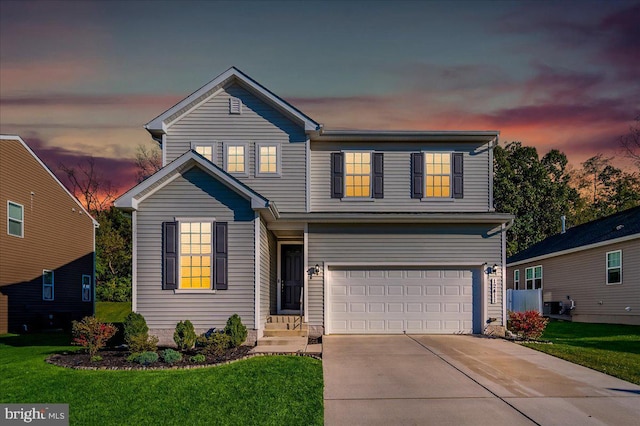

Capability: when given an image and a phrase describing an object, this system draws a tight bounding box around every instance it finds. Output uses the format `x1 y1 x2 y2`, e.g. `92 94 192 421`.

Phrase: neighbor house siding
307 223 503 328
507 238 640 325
259 217 277 330
0 138 94 331
135 167 256 331
309 141 491 212
164 83 307 212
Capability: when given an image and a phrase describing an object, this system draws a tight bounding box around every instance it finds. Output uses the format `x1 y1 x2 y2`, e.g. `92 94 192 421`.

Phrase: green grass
0 333 324 425
524 321 640 385
95 302 131 323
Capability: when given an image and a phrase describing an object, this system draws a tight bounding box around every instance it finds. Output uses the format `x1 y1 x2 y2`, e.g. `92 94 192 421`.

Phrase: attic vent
229 97 242 114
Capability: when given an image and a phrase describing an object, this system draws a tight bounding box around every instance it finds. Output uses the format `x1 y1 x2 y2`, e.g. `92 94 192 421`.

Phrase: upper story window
606 250 622 285
411 152 463 199
525 265 542 289
7 201 23 238
514 269 520 290
425 153 451 198
224 143 248 176
180 222 212 289
345 152 371 198
256 143 281 177
191 142 215 162
43 270 54 301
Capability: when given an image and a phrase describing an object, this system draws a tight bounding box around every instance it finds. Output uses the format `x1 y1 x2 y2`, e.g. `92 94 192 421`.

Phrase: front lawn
524 320 640 385
0 333 323 425
95 301 131 323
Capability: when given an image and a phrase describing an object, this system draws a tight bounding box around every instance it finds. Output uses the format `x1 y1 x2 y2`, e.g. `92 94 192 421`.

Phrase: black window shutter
372 153 384 198
215 222 228 290
452 153 464 199
411 153 424 199
162 222 178 290
331 152 344 198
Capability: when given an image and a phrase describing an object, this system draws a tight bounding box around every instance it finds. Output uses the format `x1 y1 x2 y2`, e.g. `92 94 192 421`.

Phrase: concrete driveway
323 335 640 425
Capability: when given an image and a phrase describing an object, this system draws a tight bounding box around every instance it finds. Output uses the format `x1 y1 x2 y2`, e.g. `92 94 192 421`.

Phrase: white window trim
606 250 622 285
525 265 543 290
255 142 282 177
82 274 92 302
176 218 215 291
514 269 520 290
43 269 54 301
191 141 217 163
342 150 373 200
7 200 24 238
422 151 453 200
223 142 249 177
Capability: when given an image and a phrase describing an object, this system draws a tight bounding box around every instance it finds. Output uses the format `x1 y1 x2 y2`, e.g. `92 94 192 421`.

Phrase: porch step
254 336 307 352
263 328 307 337
267 315 303 324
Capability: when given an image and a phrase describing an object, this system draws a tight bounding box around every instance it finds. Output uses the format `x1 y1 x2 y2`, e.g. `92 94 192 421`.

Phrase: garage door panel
329 268 474 334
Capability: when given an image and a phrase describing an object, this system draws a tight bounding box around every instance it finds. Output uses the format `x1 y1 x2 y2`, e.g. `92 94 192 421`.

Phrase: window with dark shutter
411 153 424 199
331 152 344 198
372 153 384 198
162 222 178 290
215 222 228 290
452 153 464 199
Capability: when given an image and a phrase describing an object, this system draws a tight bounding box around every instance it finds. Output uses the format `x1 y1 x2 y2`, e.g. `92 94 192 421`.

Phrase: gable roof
114 150 278 218
1 135 98 226
145 66 320 138
507 206 640 265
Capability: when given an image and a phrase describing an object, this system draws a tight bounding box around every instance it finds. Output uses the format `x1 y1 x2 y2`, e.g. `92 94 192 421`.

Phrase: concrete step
264 322 309 331
256 335 307 347
267 315 303 324
263 329 307 337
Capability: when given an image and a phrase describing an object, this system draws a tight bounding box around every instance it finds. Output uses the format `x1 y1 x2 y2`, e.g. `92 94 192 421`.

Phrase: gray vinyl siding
259 217 277 329
310 141 491 212
307 223 503 327
507 238 640 325
164 83 307 212
136 167 256 330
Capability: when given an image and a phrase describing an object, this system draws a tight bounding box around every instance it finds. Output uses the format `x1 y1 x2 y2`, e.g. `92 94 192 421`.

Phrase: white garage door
328 268 474 334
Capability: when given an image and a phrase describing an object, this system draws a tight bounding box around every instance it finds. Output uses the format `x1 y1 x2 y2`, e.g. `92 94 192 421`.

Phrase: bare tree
620 115 640 169
59 157 118 212
135 143 162 182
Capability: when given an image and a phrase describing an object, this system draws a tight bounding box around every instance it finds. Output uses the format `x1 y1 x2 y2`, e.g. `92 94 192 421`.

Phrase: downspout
501 218 514 331
92 221 98 316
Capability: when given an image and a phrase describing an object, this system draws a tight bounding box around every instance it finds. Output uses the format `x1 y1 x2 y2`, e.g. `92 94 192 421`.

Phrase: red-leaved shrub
507 310 549 340
72 316 117 357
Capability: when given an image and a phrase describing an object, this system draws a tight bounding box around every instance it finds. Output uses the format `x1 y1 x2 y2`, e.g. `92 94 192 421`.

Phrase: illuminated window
225 143 247 174
8 201 23 237
606 250 622 285
43 270 54 301
180 222 212 289
256 143 280 177
425 153 451 198
192 144 214 162
345 152 371 197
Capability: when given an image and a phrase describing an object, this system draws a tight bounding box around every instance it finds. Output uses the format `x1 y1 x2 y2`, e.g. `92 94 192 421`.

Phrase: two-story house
115 67 513 344
1 135 97 333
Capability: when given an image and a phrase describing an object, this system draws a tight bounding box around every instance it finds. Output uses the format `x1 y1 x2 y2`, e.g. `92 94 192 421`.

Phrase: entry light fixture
308 264 320 279
484 263 499 274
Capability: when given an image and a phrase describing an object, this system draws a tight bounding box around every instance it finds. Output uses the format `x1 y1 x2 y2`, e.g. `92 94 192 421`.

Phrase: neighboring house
0 135 97 333
114 67 513 344
507 206 640 325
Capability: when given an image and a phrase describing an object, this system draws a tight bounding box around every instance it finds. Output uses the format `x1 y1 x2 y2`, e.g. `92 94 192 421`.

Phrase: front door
281 245 303 311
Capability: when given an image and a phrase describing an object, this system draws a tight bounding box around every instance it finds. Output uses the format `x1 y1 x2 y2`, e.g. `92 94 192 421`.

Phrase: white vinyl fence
507 289 542 314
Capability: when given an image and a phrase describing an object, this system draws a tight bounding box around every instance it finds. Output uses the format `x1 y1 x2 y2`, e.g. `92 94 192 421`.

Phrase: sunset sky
1 0 639 194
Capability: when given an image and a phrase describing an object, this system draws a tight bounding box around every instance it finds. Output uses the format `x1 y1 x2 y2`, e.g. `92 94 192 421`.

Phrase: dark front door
282 245 303 311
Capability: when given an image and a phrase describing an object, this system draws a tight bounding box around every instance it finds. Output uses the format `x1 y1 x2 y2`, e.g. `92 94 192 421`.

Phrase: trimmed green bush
161 348 183 364
224 314 247 347
190 354 206 363
127 333 158 353
131 351 159 365
173 320 197 351
197 332 231 357
123 312 158 353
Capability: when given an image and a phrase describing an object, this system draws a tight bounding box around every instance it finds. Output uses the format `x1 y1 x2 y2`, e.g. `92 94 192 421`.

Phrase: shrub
130 351 159 365
224 314 247 347
190 354 206 364
197 331 231 357
508 310 549 340
90 355 103 362
123 312 148 344
128 333 159 353
161 348 183 364
71 316 117 357
173 320 197 351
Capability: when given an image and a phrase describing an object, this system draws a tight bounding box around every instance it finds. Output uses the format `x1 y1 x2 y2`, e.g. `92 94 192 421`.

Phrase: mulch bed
47 346 254 370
